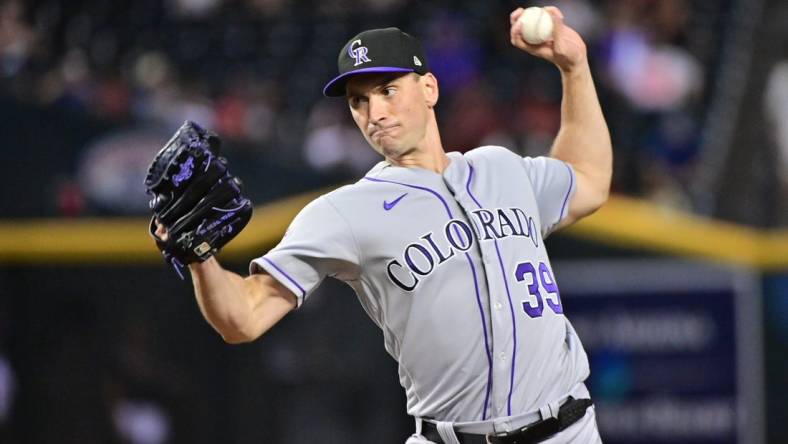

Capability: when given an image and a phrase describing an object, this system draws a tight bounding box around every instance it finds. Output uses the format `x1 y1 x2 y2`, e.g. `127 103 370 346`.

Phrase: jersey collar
363 151 472 197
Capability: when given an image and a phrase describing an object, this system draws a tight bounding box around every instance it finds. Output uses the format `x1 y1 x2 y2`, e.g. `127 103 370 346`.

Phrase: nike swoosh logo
383 193 408 211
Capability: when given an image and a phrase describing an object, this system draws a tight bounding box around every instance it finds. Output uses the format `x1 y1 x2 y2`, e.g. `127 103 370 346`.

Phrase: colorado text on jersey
386 207 539 291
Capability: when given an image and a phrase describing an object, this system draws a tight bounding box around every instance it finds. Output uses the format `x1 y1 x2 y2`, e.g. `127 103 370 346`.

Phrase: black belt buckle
487 416 560 444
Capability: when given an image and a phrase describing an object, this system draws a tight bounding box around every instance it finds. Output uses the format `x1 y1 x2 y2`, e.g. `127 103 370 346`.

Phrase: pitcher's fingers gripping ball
517 6 554 45
510 6 586 73
144 121 253 278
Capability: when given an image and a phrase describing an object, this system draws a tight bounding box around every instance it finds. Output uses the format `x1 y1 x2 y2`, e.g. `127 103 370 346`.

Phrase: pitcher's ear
421 73 439 107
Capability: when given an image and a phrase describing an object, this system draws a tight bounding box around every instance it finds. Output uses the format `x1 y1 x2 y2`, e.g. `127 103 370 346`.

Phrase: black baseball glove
145 121 252 278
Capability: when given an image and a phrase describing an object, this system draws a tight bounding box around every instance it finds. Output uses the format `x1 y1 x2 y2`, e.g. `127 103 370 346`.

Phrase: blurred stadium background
0 0 786 443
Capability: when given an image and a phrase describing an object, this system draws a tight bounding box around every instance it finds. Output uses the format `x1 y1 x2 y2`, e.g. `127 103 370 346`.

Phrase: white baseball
517 7 554 45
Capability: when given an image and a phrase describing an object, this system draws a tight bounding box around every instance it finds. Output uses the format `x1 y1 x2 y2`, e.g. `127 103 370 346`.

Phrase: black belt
422 397 593 444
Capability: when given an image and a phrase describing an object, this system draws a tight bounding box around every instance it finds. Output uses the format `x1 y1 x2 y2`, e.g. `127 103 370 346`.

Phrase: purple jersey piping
465 165 518 416
558 162 574 222
261 257 306 298
363 175 493 420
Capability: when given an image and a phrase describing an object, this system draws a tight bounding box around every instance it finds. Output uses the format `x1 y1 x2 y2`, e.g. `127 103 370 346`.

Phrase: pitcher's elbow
599 184 611 206
213 320 257 344
595 167 612 207
220 330 254 344
584 184 610 216
594 186 610 212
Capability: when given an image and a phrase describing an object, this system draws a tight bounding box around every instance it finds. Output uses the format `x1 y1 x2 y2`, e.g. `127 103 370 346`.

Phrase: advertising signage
555 259 763 444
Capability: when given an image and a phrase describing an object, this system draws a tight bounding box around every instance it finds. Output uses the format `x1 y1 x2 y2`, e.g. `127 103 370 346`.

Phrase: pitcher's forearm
551 62 612 191
189 257 254 343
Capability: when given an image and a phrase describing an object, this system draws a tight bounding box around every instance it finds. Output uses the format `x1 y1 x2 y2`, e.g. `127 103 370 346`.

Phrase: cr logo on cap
348 39 372 66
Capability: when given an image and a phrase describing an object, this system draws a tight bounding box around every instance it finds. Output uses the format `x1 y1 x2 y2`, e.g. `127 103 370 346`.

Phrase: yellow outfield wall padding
0 190 786 269
0 189 326 264
564 196 788 270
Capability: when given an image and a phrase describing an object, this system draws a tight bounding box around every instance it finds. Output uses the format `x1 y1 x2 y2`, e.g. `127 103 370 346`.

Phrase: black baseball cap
323 27 430 97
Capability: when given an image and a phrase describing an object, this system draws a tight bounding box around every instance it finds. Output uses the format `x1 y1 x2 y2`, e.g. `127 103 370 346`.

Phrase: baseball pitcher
147 6 612 443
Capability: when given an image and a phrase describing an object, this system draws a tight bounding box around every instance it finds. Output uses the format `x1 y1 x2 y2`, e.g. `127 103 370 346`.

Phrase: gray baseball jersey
250 145 590 422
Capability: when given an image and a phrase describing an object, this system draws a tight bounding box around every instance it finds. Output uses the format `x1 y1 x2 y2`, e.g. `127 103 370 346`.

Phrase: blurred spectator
602 1 702 112
764 59 788 223
764 61 788 191
213 74 279 145
147 79 216 132
598 0 703 208
49 48 93 112
131 52 172 94
641 110 699 210
303 100 378 175
605 38 701 112
0 0 35 79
